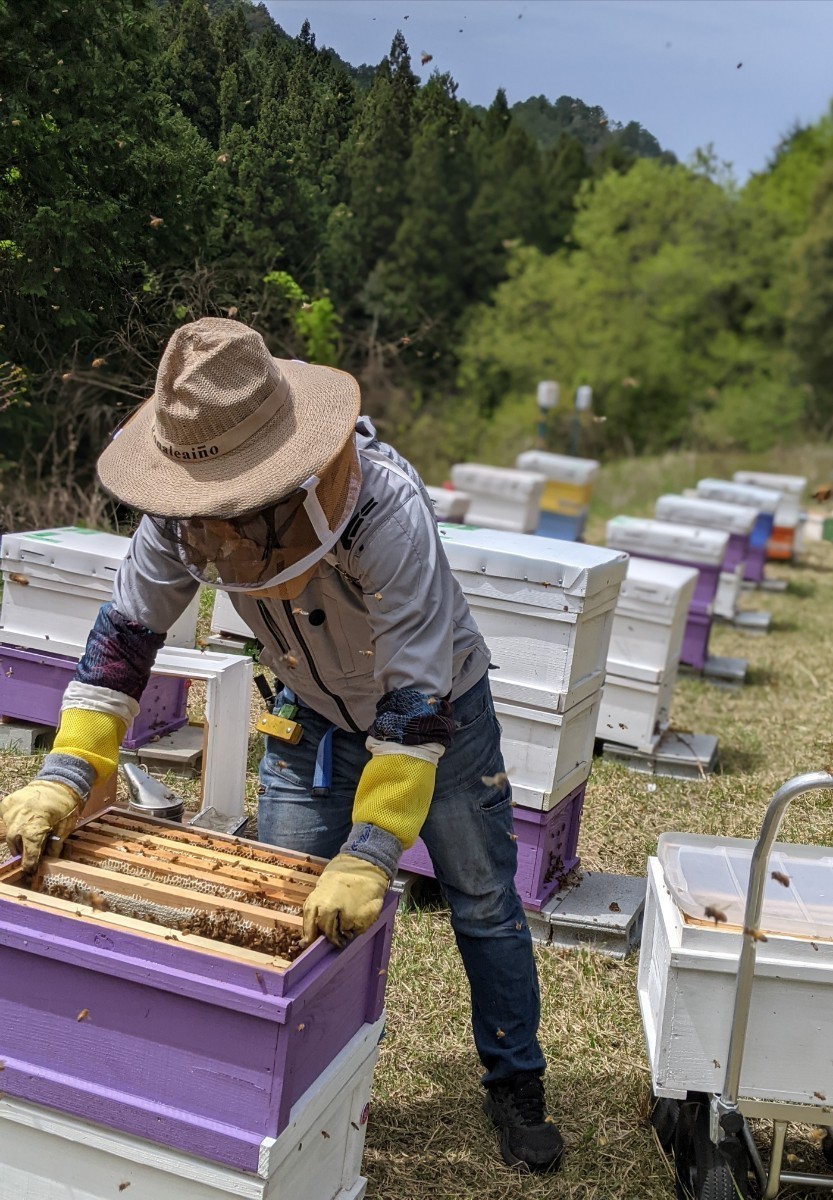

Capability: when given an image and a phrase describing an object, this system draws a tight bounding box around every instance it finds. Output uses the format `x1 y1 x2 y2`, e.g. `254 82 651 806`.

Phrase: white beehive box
606 517 728 568
606 557 698 683
640 853 833 1106
654 495 757 537
494 691 600 810
0 528 199 654
0 1013 384 1200
449 464 545 533
713 567 745 621
597 674 671 753
439 525 628 712
515 451 599 486
733 470 806 528
424 485 471 523
211 588 256 643
695 479 780 517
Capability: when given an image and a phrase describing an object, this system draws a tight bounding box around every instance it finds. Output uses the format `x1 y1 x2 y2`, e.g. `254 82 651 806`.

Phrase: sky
265 0 833 179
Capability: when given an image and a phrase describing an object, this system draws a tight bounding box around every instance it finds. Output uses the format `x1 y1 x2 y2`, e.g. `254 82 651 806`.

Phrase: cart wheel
673 1096 748 1200
649 1093 681 1153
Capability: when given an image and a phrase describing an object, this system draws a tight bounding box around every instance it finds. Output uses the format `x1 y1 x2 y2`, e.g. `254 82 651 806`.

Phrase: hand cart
639 771 833 1197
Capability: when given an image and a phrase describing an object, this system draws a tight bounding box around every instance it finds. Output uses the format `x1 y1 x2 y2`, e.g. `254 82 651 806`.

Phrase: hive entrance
0 810 326 969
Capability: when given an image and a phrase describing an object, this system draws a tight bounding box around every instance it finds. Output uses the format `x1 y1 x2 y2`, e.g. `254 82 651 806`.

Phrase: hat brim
96 359 362 518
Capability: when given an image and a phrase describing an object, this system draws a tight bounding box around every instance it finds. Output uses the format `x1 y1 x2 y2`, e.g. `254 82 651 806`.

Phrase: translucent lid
658 832 833 940
655 495 757 536
515 450 599 484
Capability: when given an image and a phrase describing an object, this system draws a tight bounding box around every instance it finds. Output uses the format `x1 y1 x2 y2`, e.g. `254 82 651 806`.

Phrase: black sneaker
483 1072 564 1173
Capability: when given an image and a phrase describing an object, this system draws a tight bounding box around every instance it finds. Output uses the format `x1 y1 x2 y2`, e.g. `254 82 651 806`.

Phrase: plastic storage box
400 782 585 910
439 524 627 713
0 1013 385 1200
0 643 188 749
639 851 833 1104
449 464 546 534
0 527 199 657
695 480 780 582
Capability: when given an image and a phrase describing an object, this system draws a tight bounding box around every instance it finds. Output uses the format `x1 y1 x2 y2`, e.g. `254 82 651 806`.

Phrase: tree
787 161 833 429
159 0 221 144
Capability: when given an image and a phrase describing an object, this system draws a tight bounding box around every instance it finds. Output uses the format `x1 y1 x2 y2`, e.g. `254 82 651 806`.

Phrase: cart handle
718 771 833 1122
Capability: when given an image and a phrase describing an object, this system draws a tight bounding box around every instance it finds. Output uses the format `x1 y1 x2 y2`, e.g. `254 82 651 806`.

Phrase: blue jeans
258 672 545 1085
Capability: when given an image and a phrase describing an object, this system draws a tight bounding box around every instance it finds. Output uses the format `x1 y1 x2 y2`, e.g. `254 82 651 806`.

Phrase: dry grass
2 451 833 1197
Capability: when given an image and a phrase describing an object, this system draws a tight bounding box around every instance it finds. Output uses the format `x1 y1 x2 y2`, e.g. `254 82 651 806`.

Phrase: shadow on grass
717 744 766 775
743 665 780 688
786 576 818 597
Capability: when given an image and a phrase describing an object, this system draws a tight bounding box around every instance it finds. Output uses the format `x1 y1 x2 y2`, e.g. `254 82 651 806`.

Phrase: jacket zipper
255 598 361 733
256 600 289 654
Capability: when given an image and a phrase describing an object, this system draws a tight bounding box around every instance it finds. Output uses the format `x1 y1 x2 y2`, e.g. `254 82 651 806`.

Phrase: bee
76 1009 90 1022
374 592 383 601
772 870 790 888
91 357 106 368
482 772 508 789
496 1028 505 1039
149 215 164 228
420 52 433 65
743 926 768 943
216 153 228 164
704 905 727 925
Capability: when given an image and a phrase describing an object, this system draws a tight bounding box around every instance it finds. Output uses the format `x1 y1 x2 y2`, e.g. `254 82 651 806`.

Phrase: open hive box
0 809 396 1174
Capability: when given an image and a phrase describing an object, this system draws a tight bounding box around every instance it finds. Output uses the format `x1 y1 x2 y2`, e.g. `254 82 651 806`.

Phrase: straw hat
97 318 361 518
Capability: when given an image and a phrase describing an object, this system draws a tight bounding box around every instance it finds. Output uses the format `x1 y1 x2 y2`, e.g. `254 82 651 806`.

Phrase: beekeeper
0 319 563 1174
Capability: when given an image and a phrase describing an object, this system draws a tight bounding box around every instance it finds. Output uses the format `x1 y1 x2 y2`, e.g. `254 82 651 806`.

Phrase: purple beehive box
680 610 712 672
400 783 585 910
0 644 188 749
0 814 397 1174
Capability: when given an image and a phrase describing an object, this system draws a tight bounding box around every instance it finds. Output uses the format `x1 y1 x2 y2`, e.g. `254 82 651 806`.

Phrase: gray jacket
112 419 490 733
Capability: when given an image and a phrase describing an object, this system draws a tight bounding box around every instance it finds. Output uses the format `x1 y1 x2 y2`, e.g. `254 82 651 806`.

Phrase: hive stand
700 653 748 687
601 729 719 780
526 871 646 959
725 609 772 634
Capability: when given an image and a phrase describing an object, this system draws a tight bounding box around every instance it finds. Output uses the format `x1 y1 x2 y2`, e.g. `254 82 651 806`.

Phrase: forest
2 0 833 526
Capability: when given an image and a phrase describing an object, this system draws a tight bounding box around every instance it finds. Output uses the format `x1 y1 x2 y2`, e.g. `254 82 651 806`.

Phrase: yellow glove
1 781 81 872
352 753 436 849
302 855 389 948
53 707 126 782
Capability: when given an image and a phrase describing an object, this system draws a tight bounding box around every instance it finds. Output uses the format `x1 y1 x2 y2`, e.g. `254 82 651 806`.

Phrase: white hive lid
438 523 627 596
450 463 546 499
515 451 599 485
606 516 728 565
695 479 780 515
617 555 699 608
1 526 129 579
733 470 807 496
655 494 757 536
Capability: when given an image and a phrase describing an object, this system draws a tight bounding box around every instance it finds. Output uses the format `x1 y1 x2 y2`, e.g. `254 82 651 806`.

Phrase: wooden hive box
0 809 396 1174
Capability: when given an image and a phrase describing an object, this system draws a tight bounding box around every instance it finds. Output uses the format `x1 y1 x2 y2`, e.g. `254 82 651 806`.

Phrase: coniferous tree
159 0 221 144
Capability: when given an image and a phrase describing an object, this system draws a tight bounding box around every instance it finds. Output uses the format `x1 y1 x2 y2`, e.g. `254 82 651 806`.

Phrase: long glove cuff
340 822 403 881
